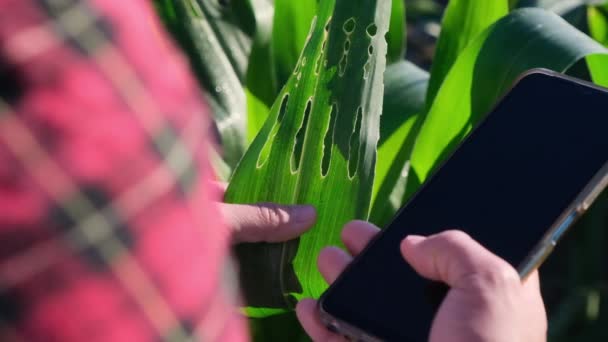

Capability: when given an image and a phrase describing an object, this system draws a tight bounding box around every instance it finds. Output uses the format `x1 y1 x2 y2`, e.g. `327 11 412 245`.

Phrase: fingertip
295 299 318 339
293 205 317 225
296 298 316 319
341 221 380 255
342 220 371 232
400 235 426 255
296 298 342 342
317 246 348 267
263 204 317 242
281 205 317 239
341 220 379 238
318 246 338 264
318 247 352 284
403 234 426 245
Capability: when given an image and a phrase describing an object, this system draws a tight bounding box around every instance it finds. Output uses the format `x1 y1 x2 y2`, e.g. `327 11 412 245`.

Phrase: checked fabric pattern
0 0 248 340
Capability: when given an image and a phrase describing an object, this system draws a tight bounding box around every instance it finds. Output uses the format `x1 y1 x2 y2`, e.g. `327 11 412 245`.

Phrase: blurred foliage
155 0 257 170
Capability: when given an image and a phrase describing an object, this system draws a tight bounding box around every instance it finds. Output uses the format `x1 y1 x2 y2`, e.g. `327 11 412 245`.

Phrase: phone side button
550 211 578 244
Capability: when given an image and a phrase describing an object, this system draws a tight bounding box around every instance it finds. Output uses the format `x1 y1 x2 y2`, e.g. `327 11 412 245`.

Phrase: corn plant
157 0 608 339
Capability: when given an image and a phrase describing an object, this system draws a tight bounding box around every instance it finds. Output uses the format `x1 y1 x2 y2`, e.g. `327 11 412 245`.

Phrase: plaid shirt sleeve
0 0 248 341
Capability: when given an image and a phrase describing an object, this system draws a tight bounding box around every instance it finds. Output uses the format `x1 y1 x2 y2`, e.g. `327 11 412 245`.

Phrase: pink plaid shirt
0 0 248 340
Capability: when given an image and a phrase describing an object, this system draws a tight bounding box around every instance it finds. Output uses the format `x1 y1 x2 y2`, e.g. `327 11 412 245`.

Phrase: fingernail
294 205 317 224
404 235 425 245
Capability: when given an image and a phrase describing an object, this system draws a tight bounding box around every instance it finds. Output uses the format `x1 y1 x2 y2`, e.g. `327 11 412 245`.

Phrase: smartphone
318 69 608 341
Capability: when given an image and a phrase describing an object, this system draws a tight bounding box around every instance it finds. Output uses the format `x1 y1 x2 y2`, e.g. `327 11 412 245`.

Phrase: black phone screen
320 71 608 341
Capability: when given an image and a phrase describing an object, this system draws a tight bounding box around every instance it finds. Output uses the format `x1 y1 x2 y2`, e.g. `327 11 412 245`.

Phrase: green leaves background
156 0 608 340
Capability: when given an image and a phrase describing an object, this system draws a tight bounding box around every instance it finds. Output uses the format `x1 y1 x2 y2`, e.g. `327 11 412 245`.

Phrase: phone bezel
317 68 608 341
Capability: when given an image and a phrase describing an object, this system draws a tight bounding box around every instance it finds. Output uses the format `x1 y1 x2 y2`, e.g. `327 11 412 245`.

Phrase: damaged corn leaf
225 0 390 317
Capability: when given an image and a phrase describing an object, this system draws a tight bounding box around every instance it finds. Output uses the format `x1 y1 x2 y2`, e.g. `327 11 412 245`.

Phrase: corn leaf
246 0 318 107
587 4 608 86
246 0 277 106
272 0 318 93
156 0 258 168
589 4 608 45
407 8 608 197
426 0 509 106
387 0 407 63
517 0 600 28
370 61 428 227
225 0 390 317
246 89 271 144
518 0 601 14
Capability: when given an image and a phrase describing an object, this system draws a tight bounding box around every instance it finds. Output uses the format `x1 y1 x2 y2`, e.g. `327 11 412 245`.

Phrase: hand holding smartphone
296 223 547 342
300 70 608 341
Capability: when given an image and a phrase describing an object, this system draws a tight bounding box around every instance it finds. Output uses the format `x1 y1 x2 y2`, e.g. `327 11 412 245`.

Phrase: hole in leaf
294 61 301 74
363 61 371 79
298 17 317 69
344 39 351 52
325 17 332 32
339 54 347 76
368 45 374 55
366 23 377 37
277 93 289 122
257 133 274 168
305 16 318 44
257 94 290 168
343 18 356 34
321 104 338 177
291 99 312 173
348 107 363 178
315 52 324 75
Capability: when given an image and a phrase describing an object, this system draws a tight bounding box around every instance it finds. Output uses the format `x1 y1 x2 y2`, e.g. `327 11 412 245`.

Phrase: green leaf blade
272 0 318 91
246 89 270 144
588 4 608 45
245 0 277 106
386 0 407 63
587 5 608 87
370 61 429 226
426 0 510 105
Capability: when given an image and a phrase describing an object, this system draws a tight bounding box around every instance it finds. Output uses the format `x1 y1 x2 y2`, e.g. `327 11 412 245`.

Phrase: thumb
400 230 519 288
220 203 317 243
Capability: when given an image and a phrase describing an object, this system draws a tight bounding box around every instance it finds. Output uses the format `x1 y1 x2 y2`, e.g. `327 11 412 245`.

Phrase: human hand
296 221 547 342
215 182 317 243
